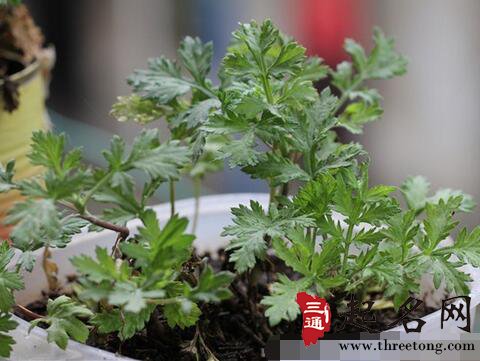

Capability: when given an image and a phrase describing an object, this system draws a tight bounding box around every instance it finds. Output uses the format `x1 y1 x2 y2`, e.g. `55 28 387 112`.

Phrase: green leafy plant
0 18 478 360
259 167 476 325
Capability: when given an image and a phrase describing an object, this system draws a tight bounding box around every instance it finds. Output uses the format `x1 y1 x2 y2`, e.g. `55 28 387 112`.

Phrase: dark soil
18 249 438 361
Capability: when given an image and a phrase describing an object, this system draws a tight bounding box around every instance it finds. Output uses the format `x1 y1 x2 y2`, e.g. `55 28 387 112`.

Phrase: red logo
296 292 331 346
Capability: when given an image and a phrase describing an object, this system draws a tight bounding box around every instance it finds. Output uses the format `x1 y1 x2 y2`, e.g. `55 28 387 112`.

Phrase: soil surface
18 249 438 361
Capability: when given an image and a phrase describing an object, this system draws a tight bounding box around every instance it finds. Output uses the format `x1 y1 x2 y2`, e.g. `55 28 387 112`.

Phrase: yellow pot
0 59 51 235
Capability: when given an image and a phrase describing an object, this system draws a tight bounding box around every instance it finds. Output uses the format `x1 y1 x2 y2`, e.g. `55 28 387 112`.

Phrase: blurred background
23 0 480 227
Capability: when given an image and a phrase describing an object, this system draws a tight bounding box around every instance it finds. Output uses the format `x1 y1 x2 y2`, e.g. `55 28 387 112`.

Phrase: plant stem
269 183 276 205
147 297 182 306
333 74 365 115
42 246 58 292
110 232 126 258
261 74 274 104
58 200 130 238
80 212 129 238
341 223 355 274
81 171 112 208
169 178 175 217
192 177 201 233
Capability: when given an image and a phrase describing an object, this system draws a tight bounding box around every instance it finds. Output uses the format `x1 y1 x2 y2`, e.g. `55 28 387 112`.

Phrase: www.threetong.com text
339 339 474 355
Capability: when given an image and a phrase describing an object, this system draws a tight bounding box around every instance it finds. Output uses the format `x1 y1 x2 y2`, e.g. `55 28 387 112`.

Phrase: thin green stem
261 74 274 104
169 178 175 217
147 297 182 306
269 183 276 205
81 171 112 209
190 83 217 99
333 73 365 114
341 223 355 274
192 177 201 233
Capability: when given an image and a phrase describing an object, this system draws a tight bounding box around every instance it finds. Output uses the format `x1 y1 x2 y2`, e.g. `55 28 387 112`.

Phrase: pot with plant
0 0 54 239
1 19 479 361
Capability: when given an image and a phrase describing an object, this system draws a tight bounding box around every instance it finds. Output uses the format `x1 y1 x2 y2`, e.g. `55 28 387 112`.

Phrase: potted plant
0 0 54 239
1 19 479 360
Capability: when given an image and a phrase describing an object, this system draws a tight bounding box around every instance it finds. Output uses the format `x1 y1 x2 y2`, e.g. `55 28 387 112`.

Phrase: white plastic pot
7 193 480 360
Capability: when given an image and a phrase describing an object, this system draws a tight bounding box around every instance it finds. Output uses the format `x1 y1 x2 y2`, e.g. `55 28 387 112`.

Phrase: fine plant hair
0 19 478 357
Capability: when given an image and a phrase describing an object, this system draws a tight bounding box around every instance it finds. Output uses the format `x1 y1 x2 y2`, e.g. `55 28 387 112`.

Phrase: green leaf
164 300 201 329
108 282 164 313
178 36 213 84
429 188 475 213
224 201 314 272
445 227 480 267
177 99 220 130
297 56 329 82
218 130 260 168
133 211 195 272
28 131 65 170
293 174 336 221
401 176 430 212
261 275 311 326
128 57 192 103
0 313 17 358
105 129 191 181
344 39 368 72
382 210 419 246
272 235 309 275
0 160 15 193
0 243 24 312
17 251 35 272
428 256 471 295
242 152 310 186
90 306 154 341
422 198 460 250
71 247 127 283
365 28 408 80
190 266 234 303
129 140 191 180
338 100 383 134
360 258 403 288
29 296 93 350
7 199 60 251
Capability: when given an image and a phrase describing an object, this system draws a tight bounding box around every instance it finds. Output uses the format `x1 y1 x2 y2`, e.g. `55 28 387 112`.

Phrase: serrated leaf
90 306 154 341
401 176 430 212
29 296 93 350
7 199 61 251
0 160 15 193
0 243 24 312
128 57 192 103
366 28 408 79
261 275 311 326
164 300 201 329
17 251 35 272
178 99 220 130
218 130 260 168
71 247 125 283
429 188 475 213
190 266 234 303
422 199 459 250
338 100 383 134
445 227 480 267
428 256 471 295
242 152 310 186
178 36 213 83
130 140 191 180
0 313 17 358
224 201 314 272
